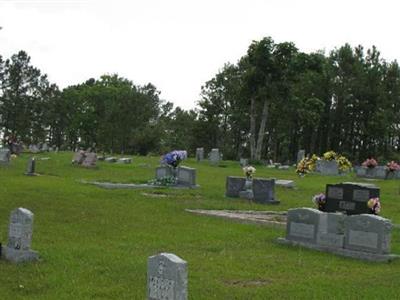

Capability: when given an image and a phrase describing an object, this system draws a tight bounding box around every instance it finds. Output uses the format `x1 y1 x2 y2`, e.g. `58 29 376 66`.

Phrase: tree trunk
255 99 269 160
249 97 256 160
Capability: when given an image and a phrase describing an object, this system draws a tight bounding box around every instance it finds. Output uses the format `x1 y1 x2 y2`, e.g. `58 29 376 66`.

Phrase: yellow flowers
296 151 352 175
323 151 337 161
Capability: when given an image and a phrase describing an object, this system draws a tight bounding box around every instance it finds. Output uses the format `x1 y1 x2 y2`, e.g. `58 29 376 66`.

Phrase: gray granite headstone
82 152 97 168
0 148 11 164
252 178 279 204
286 208 321 244
344 214 392 254
316 213 345 248
225 176 246 197
147 253 188 300
25 157 36 176
1 208 39 263
209 148 220 165
317 160 339 175
297 150 305 163
72 151 86 164
177 166 196 186
195 148 204 162
156 166 174 179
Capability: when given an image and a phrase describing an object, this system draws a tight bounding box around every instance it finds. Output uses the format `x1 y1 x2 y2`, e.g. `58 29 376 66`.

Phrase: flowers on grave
362 158 378 168
336 155 352 172
323 151 337 161
367 197 381 215
312 193 326 211
161 150 187 168
148 176 178 186
242 165 256 179
386 161 400 172
296 154 319 176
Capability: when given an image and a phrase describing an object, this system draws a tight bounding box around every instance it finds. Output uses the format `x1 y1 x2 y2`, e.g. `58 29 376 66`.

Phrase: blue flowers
161 150 187 168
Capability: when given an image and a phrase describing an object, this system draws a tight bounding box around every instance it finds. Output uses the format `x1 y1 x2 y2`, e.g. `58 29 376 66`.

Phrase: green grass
0 152 399 299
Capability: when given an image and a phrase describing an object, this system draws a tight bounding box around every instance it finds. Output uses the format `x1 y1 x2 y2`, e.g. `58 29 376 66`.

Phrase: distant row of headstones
195 148 222 165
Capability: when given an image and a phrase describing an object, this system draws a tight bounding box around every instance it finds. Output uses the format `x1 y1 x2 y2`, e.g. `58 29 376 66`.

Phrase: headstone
117 158 132 164
41 143 49 152
1 208 39 263
316 160 339 175
0 148 11 164
104 157 117 163
239 158 249 167
286 208 321 244
209 148 220 165
177 166 196 186
147 253 188 300
297 149 305 163
344 214 392 254
252 178 279 204
72 151 86 164
324 182 379 215
29 144 40 153
316 212 345 248
156 166 174 179
82 152 97 168
225 176 246 197
374 166 387 179
195 148 204 162
25 157 36 176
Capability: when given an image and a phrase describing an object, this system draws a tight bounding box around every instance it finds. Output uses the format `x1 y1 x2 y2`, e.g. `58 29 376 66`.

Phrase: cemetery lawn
1 152 400 300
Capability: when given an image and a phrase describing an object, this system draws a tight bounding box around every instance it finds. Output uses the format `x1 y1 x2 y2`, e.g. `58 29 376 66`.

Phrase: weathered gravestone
286 208 321 244
252 178 279 204
82 152 97 168
1 208 39 263
324 182 379 215
316 160 339 175
225 176 246 197
147 253 188 300
177 166 196 187
72 151 86 164
156 166 174 180
297 149 305 163
344 214 392 254
195 148 204 162
0 148 11 164
25 157 36 176
209 148 221 165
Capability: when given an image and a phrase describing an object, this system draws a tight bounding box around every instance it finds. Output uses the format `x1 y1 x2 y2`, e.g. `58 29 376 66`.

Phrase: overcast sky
0 0 399 109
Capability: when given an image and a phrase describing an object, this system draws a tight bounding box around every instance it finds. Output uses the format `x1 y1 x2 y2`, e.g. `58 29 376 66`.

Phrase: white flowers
243 166 256 178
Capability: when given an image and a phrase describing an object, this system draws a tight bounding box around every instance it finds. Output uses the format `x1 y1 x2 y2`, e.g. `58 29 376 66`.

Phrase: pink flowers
362 158 378 168
386 161 400 172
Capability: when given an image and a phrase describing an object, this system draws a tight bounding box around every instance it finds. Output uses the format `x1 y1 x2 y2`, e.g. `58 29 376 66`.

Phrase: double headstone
156 166 174 179
356 166 398 180
147 253 188 300
195 148 204 162
0 148 11 164
1 208 39 263
209 148 221 166
324 182 379 215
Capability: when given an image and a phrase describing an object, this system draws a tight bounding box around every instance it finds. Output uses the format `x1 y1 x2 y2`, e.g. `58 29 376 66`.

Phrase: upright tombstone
0 148 11 164
195 148 204 162
225 176 246 197
156 166 174 180
344 214 392 254
209 148 220 166
82 152 97 168
25 157 36 176
252 178 279 204
297 149 305 163
1 208 39 263
286 208 321 244
147 253 188 300
72 151 86 165
324 182 379 215
177 166 196 187
316 160 339 175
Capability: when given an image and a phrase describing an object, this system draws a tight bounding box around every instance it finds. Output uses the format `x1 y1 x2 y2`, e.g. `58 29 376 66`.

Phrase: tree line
0 37 399 162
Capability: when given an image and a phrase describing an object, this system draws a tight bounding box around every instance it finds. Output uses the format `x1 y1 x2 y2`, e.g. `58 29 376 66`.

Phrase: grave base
1 246 39 263
277 237 399 262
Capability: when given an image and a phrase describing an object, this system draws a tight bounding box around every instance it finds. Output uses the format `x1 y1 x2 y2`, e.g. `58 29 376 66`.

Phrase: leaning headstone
177 166 196 187
316 160 339 175
82 152 97 168
1 208 39 263
344 214 392 254
72 151 86 164
324 182 379 215
147 253 188 300
156 166 174 180
25 157 36 176
225 176 246 197
0 148 11 164
297 149 305 163
286 208 321 244
252 178 279 204
209 148 220 165
195 148 204 162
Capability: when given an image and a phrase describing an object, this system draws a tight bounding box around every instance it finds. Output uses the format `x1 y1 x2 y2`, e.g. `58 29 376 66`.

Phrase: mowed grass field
0 152 399 299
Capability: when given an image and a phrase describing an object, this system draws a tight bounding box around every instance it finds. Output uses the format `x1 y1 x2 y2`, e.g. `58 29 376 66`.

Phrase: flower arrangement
367 197 381 215
336 155 352 172
296 155 319 176
148 176 178 186
243 165 256 179
161 150 187 168
386 161 400 172
323 151 337 161
312 193 326 211
362 158 378 168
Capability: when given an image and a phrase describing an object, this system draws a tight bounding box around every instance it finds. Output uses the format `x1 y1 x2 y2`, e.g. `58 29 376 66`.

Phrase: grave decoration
149 150 188 186
296 151 351 176
356 158 400 179
278 207 398 262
